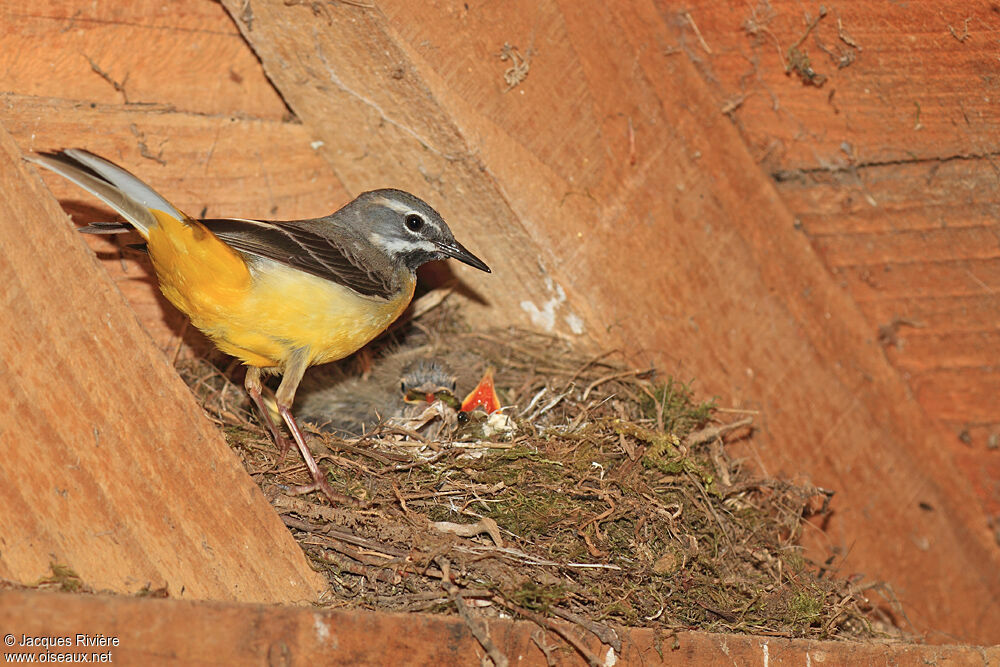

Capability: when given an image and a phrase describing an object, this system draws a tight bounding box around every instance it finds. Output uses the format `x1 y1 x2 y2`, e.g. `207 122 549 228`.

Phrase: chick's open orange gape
28 149 490 504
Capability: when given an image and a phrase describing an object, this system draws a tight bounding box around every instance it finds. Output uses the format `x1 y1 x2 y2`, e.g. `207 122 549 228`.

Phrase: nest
178 304 899 663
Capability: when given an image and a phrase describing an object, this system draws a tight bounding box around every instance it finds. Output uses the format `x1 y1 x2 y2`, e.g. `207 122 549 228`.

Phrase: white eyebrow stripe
372 196 415 215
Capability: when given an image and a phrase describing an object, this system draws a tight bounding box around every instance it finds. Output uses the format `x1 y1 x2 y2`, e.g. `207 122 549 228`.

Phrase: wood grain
0 0 288 119
1 589 997 666
657 1 1000 516
777 158 1000 513
0 121 324 603
661 0 1000 170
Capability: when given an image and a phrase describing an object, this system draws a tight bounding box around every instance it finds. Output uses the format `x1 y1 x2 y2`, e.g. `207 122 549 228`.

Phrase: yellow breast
144 210 415 370
225 258 415 368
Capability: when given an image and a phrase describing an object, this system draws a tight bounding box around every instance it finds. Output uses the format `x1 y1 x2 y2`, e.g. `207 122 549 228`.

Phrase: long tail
25 149 186 239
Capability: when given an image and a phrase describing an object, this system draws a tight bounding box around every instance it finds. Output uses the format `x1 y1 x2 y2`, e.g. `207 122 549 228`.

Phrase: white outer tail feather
25 149 185 238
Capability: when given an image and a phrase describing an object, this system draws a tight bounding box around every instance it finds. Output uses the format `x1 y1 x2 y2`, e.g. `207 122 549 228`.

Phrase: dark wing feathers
77 222 134 234
201 218 394 299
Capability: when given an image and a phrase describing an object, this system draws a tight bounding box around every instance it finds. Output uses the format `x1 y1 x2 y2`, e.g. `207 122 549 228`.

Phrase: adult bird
28 149 490 504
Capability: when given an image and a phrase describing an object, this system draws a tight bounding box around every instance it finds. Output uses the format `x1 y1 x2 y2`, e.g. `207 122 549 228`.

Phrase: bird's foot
274 433 294 463
290 475 362 507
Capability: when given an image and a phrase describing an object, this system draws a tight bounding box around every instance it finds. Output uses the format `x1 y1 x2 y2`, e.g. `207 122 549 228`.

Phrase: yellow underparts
144 209 415 370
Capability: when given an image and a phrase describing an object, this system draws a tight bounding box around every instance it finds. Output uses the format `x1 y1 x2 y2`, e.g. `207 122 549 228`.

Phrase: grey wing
202 218 394 299
297 366 394 437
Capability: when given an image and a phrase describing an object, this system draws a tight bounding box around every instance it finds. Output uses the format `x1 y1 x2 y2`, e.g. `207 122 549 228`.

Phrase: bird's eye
449 380 457 392
400 380 406 393
404 213 424 232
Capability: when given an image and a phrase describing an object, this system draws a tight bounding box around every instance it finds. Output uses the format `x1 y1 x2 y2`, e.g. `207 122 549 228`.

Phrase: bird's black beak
439 239 491 273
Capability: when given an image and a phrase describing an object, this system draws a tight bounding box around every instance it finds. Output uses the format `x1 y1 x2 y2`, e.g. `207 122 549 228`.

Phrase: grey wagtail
28 149 490 505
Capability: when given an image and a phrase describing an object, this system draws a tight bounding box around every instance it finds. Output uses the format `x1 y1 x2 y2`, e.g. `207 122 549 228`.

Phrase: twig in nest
431 518 504 548
548 607 621 654
530 629 558 667
709 440 733 488
495 597 603 667
272 492 353 522
684 416 753 447
577 493 616 538
520 387 548 417
283 516 405 559
525 384 576 421
381 423 430 443
582 369 652 401
314 436 408 464
566 398 605 433
392 449 449 472
439 558 510 667
578 529 608 558
695 598 738 622
686 471 737 554
453 595 509 667
566 350 618 385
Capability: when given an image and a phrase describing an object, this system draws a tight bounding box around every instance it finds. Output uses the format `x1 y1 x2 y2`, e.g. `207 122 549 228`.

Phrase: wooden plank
1 589 997 666
812 227 1000 266
913 369 1000 424
0 120 324 602
775 155 1000 512
686 0 1000 516
833 258 1000 300
219 0 1000 643
858 295 1000 337
0 0 288 119
884 332 1000 374
1 94 351 353
658 0 1000 171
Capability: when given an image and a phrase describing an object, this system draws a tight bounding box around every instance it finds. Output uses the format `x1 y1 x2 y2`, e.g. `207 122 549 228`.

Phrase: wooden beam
1 589 997 665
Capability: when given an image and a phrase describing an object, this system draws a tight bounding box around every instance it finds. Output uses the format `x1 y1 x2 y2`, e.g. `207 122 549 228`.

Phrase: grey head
347 189 490 273
399 358 458 403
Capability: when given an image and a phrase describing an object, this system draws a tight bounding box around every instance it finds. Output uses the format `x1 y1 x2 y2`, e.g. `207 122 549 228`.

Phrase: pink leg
244 367 294 458
274 352 360 507
277 403 360 506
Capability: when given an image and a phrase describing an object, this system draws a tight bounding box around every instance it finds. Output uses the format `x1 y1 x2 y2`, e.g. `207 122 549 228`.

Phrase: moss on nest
177 306 895 649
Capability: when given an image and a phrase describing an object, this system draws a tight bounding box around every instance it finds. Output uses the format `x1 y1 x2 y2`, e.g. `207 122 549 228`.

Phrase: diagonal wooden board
0 122 324 602
221 0 1000 642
